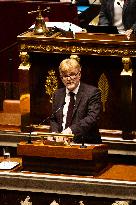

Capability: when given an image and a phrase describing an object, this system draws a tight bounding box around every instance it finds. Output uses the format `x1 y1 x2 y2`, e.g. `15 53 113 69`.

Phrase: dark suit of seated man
98 0 136 39
50 56 102 144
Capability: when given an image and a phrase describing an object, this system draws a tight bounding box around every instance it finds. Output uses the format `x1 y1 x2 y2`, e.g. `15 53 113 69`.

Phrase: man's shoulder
79 83 101 100
80 82 99 92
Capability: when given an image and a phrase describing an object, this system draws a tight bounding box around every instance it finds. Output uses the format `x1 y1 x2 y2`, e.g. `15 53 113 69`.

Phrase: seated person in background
98 0 136 39
50 56 102 144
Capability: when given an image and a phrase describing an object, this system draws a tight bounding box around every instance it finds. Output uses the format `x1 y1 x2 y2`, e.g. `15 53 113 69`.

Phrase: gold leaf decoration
98 73 109 112
45 70 58 103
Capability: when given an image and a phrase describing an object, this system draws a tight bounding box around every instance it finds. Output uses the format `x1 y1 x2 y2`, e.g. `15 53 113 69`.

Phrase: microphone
26 103 65 144
117 1 123 9
91 0 97 4
38 102 66 126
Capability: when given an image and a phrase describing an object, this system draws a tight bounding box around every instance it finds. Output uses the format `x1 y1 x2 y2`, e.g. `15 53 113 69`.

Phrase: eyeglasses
60 71 80 80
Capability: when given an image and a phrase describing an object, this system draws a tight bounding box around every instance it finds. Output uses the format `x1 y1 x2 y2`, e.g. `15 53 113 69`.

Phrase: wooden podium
17 141 108 176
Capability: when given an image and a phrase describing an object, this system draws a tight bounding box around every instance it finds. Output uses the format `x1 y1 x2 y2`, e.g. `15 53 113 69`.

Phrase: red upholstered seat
3 100 20 113
0 100 21 126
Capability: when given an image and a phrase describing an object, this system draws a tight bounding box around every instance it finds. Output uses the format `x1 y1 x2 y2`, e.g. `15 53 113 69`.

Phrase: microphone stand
26 124 34 144
80 136 87 148
25 103 66 143
38 116 50 126
38 102 66 126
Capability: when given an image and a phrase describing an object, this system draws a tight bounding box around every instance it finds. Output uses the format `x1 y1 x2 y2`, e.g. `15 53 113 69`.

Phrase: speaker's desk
17 142 108 176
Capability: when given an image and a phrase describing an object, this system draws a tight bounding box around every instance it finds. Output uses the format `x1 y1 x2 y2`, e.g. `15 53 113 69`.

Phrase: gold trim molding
20 43 136 57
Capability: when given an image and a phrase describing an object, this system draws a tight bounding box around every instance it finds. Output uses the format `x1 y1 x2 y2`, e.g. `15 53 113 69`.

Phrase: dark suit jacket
98 0 136 32
50 82 102 144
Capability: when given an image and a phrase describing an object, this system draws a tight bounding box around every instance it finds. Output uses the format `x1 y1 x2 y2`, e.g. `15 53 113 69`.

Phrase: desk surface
0 157 136 200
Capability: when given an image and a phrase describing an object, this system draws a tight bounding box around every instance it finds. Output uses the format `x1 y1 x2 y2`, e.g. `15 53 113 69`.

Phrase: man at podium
50 56 102 144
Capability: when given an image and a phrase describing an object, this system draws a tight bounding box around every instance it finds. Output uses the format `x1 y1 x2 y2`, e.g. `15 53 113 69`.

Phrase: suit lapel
58 89 66 106
108 0 114 23
123 0 129 15
72 84 84 117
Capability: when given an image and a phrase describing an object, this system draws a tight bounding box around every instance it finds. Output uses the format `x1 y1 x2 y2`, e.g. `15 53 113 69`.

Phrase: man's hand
125 29 133 40
61 127 72 135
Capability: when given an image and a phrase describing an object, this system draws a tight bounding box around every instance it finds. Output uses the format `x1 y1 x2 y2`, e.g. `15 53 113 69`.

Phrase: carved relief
112 200 130 205
18 52 31 70
121 57 133 76
20 196 32 205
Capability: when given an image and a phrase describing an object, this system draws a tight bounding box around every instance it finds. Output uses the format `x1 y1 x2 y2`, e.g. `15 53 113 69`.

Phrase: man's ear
79 71 81 79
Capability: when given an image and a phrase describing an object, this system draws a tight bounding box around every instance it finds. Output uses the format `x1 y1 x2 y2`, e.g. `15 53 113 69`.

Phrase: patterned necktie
65 92 75 129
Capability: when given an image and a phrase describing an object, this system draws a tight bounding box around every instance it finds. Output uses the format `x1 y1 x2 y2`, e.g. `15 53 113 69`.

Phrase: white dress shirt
113 0 125 34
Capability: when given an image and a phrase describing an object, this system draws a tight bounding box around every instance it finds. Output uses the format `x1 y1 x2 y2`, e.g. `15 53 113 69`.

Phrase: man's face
60 67 81 91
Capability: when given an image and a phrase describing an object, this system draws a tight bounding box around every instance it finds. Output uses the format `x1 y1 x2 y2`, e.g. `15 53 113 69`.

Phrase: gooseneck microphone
26 103 65 144
38 102 66 126
117 1 123 9
91 0 97 4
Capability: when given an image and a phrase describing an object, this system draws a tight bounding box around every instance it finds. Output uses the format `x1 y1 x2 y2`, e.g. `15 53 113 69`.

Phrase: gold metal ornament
45 70 58 103
20 196 32 205
35 11 47 34
111 201 130 205
89 15 99 26
18 52 31 70
70 54 80 62
28 6 50 35
98 73 109 112
121 57 133 76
